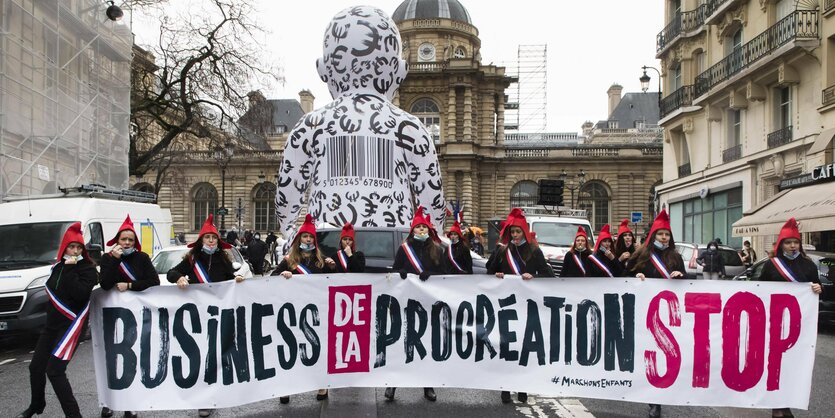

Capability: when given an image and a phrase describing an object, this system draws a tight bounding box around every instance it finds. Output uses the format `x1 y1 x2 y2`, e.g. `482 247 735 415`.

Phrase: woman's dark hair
614 232 635 258
406 234 442 265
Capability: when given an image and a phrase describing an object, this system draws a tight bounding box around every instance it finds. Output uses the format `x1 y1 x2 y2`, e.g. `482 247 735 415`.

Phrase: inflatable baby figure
275 5 446 239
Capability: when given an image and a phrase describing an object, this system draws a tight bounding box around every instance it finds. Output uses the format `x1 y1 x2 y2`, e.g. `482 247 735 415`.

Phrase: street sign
631 211 643 223
217 207 229 216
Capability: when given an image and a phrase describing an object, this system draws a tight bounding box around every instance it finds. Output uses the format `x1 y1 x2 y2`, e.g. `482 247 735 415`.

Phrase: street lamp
105 1 123 21
640 65 662 112
212 141 235 230
559 169 587 208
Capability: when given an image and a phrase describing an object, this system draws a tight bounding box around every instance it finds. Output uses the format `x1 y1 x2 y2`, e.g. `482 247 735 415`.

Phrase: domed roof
392 0 473 25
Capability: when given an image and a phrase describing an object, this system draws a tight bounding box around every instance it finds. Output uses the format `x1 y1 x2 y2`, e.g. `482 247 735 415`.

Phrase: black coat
760 254 819 283
625 247 686 279
586 249 623 277
486 243 553 277
393 239 446 275
560 250 590 278
446 241 473 274
100 251 159 291
271 254 336 275
697 249 725 274
248 239 269 261
330 249 366 273
45 260 98 331
167 250 236 284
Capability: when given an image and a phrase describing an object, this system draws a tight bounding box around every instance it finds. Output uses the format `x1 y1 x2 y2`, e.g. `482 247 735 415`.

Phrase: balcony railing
826 0 835 14
722 144 742 163
660 85 695 118
678 163 692 177
767 126 792 148
695 10 819 98
656 6 708 52
823 85 835 107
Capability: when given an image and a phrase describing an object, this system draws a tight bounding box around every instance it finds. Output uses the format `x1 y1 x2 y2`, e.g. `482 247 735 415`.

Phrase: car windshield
530 222 594 248
0 222 74 267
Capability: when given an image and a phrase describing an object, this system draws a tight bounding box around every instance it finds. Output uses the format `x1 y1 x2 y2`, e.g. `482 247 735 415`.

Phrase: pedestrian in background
740 240 757 268
471 232 485 257
559 226 591 278
17 222 97 418
446 221 473 274
331 223 365 273
697 241 725 280
98 215 159 418
265 231 278 265
247 232 269 275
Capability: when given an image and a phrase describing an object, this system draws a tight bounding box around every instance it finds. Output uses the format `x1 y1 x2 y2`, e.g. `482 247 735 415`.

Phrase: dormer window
454 46 466 58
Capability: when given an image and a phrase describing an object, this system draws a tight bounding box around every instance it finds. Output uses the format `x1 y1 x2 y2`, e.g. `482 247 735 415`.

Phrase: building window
579 182 611 231
454 46 466 58
410 98 442 143
676 187 743 248
728 109 741 146
693 50 705 75
510 180 539 208
131 182 154 194
775 86 791 129
607 121 618 129
192 183 218 231
252 182 277 232
672 63 682 91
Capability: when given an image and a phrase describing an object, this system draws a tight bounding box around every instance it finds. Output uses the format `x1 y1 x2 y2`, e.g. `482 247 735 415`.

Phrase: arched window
454 46 466 58
252 182 276 232
191 183 218 231
410 98 441 144
510 180 539 208
579 182 610 231
131 182 154 194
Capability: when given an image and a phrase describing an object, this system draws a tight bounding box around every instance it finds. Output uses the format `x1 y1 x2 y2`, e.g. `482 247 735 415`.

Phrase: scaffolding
505 44 547 133
0 0 132 200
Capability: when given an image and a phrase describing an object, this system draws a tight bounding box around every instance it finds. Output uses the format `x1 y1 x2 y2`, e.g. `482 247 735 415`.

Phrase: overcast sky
133 0 663 133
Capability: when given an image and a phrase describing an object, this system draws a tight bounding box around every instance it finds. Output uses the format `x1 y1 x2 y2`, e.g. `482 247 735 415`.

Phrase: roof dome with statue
392 0 473 25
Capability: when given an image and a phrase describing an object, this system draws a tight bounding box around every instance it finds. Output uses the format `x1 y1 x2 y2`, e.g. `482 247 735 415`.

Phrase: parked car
733 251 835 325
676 242 746 280
151 245 254 285
315 226 488 274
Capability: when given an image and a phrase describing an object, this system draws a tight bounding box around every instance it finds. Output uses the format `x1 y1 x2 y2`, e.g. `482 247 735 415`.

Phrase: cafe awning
732 181 835 237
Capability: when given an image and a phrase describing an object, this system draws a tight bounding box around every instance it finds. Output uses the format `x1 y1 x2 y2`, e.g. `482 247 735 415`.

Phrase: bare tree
129 0 281 186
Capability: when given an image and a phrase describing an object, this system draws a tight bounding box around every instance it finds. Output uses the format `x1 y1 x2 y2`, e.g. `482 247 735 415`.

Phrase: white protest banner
89 274 818 411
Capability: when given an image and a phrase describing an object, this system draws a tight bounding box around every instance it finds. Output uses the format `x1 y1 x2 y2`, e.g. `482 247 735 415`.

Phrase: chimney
607 84 623 117
299 90 315 113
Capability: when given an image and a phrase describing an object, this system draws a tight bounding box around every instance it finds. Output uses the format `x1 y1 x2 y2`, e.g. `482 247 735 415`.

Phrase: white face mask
653 240 668 250
513 238 527 246
783 250 800 260
201 245 218 255
413 233 429 242
122 247 136 256
299 243 315 252
450 237 459 244
63 254 83 262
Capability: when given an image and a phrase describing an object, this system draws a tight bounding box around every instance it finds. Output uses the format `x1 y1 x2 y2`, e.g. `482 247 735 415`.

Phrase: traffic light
537 179 564 206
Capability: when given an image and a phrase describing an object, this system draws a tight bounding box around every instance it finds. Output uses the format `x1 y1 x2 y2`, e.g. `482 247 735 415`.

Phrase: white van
518 207 596 277
0 185 173 334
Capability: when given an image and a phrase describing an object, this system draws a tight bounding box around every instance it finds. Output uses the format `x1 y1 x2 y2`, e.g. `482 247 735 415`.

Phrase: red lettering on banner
645 291 682 388
721 292 766 392
684 293 722 388
767 294 801 391
328 285 372 374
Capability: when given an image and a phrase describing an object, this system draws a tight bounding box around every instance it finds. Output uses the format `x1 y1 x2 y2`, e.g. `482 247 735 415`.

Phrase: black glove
399 269 408 280
419 272 430 281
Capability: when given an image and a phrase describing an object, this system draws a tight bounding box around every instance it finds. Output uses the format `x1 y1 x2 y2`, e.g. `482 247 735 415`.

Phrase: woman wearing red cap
386 207 444 402
166 215 243 418
614 219 636 269
759 218 821 418
17 223 97 418
446 221 473 274
559 227 592 278
271 214 335 403
99 215 158 418
586 224 622 278
486 208 552 404
329 223 365 273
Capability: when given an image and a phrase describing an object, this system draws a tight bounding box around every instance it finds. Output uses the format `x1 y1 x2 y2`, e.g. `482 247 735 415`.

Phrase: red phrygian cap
646 210 672 244
617 218 632 236
447 221 469 245
410 206 441 243
593 224 612 253
575 226 588 239
774 217 802 255
56 222 89 262
500 208 536 246
188 214 232 249
340 222 356 250
294 214 319 247
106 214 141 251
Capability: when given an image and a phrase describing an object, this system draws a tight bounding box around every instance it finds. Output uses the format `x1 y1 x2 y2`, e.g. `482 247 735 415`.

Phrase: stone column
447 88 456 142
496 93 505 144
463 87 473 142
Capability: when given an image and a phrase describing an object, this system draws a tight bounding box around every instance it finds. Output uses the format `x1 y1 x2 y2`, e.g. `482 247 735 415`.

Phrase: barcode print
326 136 394 181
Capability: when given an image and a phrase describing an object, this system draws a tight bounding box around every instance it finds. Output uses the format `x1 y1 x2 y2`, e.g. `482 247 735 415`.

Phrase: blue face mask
654 240 668 250
514 239 527 246
201 245 218 255
783 250 800 260
413 233 429 242
122 247 135 256
299 243 315 252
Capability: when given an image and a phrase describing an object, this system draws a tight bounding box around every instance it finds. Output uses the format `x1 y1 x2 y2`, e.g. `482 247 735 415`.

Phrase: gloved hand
399 269 408 280
419 272 430 282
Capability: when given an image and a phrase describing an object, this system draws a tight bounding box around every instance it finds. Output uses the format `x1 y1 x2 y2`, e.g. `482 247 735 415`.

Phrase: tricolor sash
447 245 466 273
650 252 672 279
295 264 312 275
118 260 138 282
572 253 586 276
401 243 424 274
191 256 211 283
45 285 89 361
337 250 350 272
505 247 525 275
771 257 799 282
588 254 614 277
